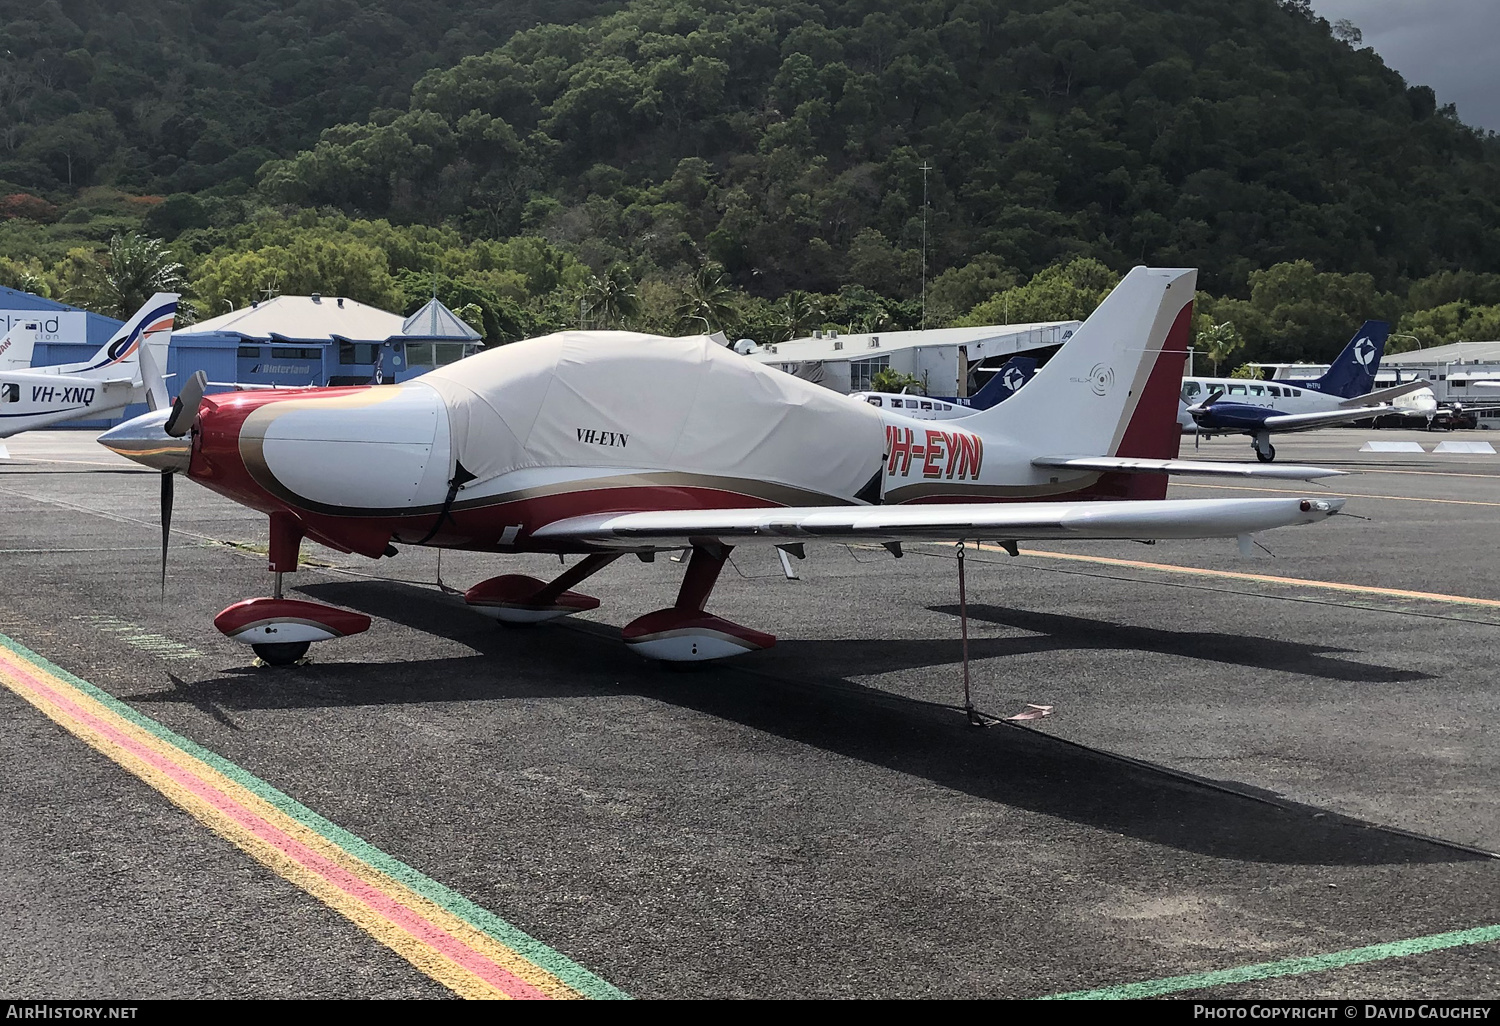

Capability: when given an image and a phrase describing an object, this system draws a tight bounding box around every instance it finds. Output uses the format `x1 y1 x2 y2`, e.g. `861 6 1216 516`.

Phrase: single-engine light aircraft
101 268 1346 665
1 294 178 437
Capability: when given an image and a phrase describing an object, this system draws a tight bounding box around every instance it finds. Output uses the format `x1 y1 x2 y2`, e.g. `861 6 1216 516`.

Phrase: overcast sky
1309 1 1500 132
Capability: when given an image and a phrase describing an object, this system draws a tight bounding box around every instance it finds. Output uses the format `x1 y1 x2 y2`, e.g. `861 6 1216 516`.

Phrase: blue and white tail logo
956 356 1037 410
1307 320 1389 399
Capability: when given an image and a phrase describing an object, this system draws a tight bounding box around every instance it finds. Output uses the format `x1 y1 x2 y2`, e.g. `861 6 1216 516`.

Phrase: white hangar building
1380 341 1500 406
746 321 1080 396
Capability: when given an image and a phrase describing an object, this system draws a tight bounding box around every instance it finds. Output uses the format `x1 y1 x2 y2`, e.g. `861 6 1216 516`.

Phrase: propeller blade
164 370 208 438
160 469 173 598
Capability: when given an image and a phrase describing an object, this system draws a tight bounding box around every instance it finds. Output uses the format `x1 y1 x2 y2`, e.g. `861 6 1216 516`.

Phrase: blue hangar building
8 289 481 427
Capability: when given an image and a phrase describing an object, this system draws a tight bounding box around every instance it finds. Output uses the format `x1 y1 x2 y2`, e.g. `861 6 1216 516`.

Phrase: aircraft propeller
1185 388 1224 426
158 370 207 595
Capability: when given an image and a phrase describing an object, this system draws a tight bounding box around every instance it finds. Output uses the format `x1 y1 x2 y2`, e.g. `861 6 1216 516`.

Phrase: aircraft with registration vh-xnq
0 294 178 440
101 268 1347 667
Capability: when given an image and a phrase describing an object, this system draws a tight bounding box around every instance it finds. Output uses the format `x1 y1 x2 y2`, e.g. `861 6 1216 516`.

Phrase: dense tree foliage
0 0 611 195
257 0 1500 299
3 0 1500 363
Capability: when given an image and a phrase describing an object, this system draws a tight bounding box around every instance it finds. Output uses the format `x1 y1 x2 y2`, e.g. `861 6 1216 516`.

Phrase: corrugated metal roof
747 321 1077 362
178 295 406 341
1384 340 1500 364
401 298 481 340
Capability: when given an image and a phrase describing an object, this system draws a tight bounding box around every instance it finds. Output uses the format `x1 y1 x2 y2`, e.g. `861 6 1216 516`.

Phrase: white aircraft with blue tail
0 294 179 441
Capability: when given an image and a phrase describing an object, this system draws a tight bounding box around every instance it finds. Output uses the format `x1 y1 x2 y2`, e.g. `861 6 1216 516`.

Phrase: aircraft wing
1337 381 1431 407
0 369 134 388
529 496 1344 549
1031 455 1346 480
1261 406 1392 431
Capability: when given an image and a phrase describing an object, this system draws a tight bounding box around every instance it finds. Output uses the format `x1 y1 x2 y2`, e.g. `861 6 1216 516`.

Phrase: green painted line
1043 923 1500 999
0 632 628 1001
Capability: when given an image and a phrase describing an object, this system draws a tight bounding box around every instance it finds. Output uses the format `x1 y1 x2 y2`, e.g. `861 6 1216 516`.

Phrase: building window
271 347 321 360
405 342 467 368
339 342 378 365
849 356 889 392
237 346 262 359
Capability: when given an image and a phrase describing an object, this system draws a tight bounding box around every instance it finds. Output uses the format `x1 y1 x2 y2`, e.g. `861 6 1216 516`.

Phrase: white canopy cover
419 331 886 502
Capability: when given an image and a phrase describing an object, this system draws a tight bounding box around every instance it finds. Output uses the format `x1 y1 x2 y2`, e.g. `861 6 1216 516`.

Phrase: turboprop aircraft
100 268 1346 666
0 294 178 437
1180 321 1428 461
851 356 1037 420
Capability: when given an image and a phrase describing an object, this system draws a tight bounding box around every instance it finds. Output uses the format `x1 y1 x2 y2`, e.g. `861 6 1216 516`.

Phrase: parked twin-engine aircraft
852 356 1037 420
0 294 178 438
1180 321 1428 461
101 268 1346 665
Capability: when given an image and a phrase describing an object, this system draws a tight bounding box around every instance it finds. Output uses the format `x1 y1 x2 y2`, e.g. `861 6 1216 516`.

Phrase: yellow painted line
1171 481 1500 508
981 545 1500 611
1354 467 1500 480
0 634 625 999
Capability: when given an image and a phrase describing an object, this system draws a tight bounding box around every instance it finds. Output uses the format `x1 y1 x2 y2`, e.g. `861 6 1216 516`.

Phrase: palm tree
585 265 642 329
675 263 737 334
777 290 821 341
1199 321 1243 376
75 232 188 319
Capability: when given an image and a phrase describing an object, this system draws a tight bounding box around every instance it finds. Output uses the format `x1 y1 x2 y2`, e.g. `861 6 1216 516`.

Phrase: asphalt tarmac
1 427 1498 999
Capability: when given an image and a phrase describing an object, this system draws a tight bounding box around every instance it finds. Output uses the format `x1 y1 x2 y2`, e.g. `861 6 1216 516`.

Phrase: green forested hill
258 0 1500 296
4 0 1500 363
0 0 613 193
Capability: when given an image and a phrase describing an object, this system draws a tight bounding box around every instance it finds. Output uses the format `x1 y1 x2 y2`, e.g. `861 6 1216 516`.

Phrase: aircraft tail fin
965 267 1194 501
0 318 40 372
964 356 1037 410
1312 320 1388 398
73 293 179 383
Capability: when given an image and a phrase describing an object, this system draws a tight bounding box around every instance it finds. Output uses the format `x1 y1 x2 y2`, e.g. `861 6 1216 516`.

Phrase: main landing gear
1252 431 1276 463
463 543 775 663
213 512 371 665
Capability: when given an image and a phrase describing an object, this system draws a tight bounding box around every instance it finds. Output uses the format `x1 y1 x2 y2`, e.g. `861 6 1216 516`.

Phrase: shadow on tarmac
135 578 1480 869
927 603 1433 684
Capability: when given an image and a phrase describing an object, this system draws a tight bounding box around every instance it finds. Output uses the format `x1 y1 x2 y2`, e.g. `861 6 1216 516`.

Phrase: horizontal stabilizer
1031 455 1346 480
530 496 1344 548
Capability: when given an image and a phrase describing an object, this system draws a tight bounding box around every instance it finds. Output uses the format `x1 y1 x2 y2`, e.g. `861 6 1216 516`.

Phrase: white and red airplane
100 268 1346 665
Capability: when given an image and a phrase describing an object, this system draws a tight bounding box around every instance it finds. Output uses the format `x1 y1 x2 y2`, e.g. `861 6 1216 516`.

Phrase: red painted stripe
6 660 551 1000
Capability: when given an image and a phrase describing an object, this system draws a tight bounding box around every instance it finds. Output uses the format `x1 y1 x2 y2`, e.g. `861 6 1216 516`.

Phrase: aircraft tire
252 641 311 666
1255 444 1276 463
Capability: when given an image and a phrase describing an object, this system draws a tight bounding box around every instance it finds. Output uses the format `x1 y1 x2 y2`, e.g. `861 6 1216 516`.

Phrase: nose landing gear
214 512 371 666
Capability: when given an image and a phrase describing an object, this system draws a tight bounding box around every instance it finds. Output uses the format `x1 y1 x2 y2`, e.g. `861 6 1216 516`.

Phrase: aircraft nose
98 408 191 472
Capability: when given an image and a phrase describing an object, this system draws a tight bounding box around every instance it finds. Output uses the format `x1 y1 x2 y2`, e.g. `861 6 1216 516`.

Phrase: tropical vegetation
2 0 1499 364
